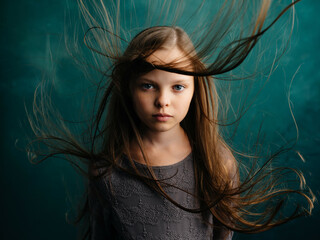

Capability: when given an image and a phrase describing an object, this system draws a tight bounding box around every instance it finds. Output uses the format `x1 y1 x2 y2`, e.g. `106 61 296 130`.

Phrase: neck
129 124 191 165
141 125 186 149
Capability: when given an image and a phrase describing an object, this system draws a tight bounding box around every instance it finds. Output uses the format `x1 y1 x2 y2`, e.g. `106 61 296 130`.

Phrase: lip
152 113 172 117
152 113 172 122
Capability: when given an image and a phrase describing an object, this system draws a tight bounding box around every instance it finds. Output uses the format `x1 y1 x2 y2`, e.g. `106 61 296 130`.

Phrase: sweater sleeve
212 221 234 240
213 144 238 240
88 177 114 240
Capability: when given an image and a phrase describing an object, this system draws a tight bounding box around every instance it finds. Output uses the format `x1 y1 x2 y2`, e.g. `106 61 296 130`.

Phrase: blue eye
173 85 185 91
141 83 154 90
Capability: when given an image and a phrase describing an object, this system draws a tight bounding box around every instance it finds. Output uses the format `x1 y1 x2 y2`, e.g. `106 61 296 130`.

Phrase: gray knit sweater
89 153 233 239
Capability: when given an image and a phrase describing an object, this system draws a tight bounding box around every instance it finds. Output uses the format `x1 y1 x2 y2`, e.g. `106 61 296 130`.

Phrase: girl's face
130 46 194 134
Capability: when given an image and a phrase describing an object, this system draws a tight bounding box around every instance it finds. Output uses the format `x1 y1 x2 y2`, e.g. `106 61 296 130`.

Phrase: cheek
177 91 194 118
132 92 152 116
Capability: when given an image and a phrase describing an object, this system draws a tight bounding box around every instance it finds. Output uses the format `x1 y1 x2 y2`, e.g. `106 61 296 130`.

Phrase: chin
148 124 174 133
152 127 171 132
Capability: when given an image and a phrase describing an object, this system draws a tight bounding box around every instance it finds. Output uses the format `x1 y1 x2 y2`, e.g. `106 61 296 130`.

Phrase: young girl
26 0 315 239
88 26 239 239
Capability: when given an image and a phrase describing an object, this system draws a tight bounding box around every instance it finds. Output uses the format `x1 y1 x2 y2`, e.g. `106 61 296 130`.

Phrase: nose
155 90 170 108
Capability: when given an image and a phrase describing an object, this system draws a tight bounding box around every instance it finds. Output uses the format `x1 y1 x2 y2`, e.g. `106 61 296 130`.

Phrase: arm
88 171 115 239
214 143 239 240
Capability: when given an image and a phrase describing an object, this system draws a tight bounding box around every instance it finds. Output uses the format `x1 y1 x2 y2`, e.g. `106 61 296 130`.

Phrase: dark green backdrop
1 0 319 239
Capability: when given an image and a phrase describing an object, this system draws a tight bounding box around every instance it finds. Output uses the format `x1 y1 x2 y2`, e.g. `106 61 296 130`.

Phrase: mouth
152 113 172 117
152 113 172 122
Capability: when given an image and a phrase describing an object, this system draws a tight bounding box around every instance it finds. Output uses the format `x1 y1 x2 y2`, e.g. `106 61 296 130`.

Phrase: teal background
1 0 319 239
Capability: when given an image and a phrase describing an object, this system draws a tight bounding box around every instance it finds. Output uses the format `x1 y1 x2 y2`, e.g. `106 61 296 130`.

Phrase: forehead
138 69 194 84
131 46 194 86
147 46 192 70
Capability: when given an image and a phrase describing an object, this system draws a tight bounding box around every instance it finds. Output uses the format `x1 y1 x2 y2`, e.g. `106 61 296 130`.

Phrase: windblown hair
25 0 315 239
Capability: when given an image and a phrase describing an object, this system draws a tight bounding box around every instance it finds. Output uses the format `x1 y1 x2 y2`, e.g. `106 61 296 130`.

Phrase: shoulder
217 142 239 186
217 142 236 170
89 160 114 194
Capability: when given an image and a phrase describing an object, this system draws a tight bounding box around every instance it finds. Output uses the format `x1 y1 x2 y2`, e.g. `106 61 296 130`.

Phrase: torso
101 153 219 239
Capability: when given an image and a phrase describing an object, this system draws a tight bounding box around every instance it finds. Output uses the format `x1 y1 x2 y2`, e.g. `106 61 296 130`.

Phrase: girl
26 0 315 239
88 26 238 239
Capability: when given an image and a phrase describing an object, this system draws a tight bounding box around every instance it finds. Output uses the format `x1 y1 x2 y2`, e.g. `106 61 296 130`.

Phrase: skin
130 45 194 166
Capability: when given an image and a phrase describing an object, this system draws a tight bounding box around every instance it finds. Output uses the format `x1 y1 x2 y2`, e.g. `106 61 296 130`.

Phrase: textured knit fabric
89 153 233 240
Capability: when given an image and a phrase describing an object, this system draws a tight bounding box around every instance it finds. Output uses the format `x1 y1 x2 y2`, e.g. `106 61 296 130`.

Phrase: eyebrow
138 77 191 84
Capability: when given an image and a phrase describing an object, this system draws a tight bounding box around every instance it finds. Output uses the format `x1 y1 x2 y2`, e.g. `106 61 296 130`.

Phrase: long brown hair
25 0 315 239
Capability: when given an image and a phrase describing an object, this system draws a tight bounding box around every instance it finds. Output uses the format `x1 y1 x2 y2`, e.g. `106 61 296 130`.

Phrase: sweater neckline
123 152 192 170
